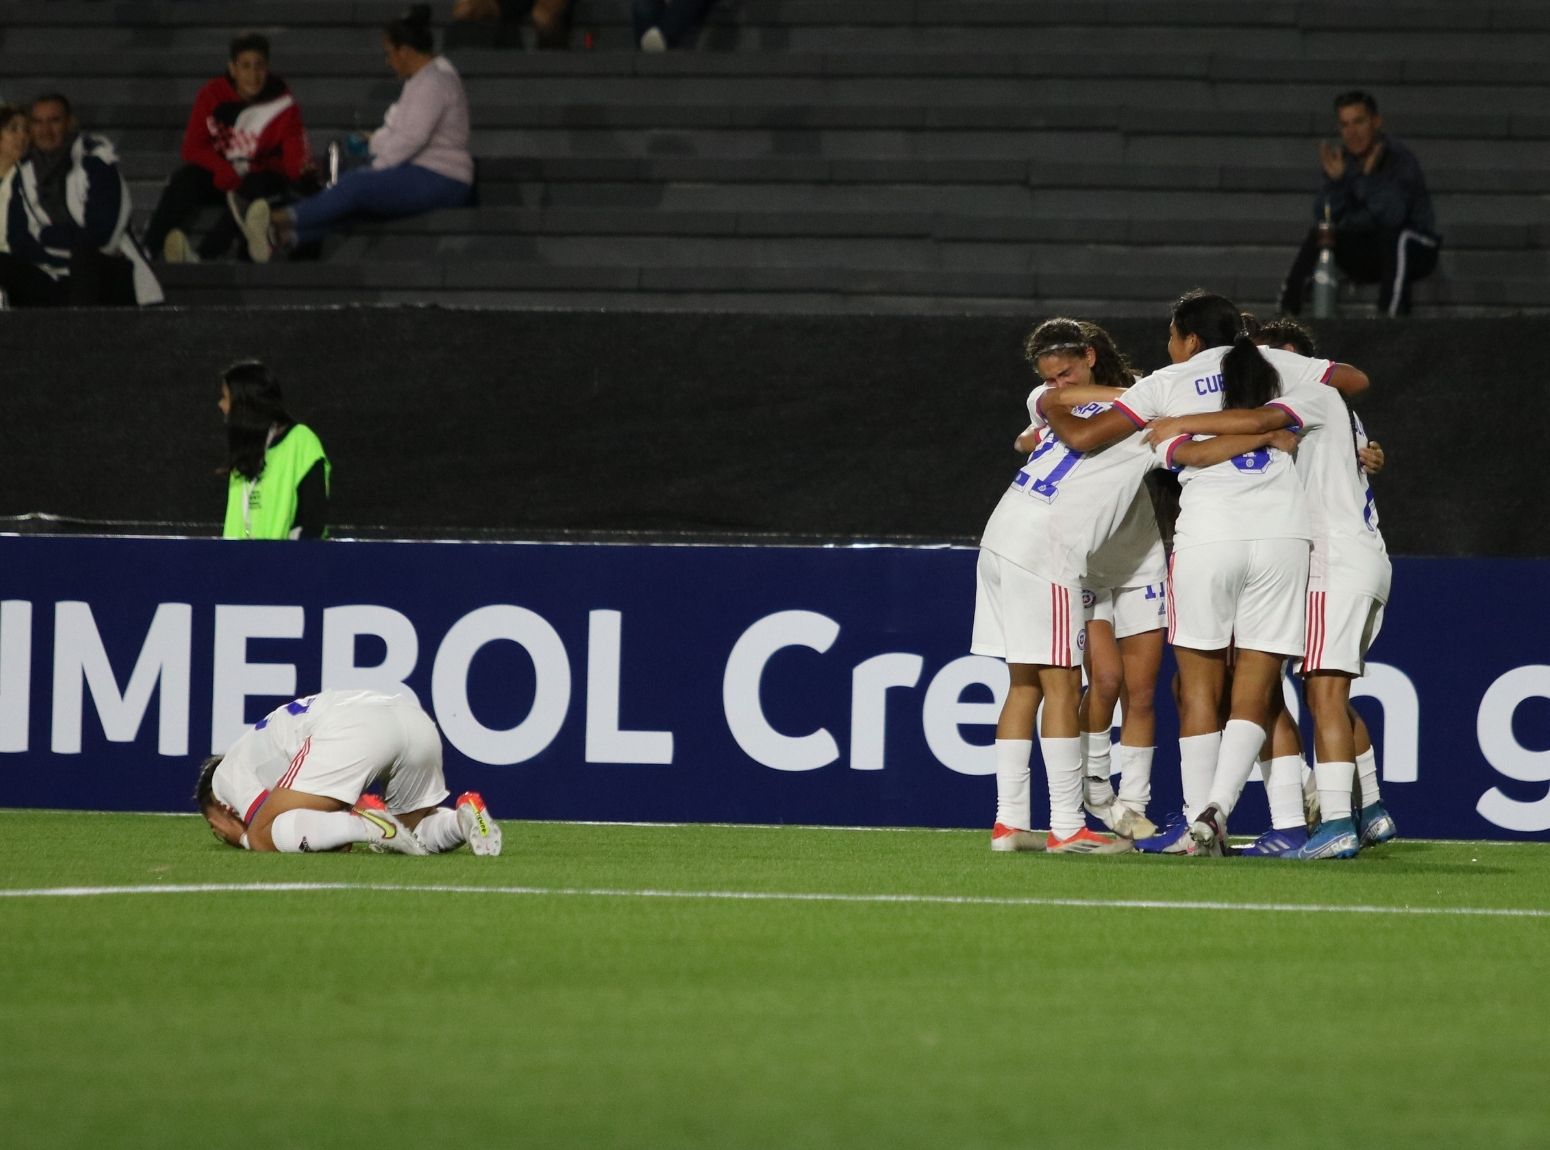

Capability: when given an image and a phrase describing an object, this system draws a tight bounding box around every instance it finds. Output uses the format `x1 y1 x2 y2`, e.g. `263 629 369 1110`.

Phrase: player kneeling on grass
194 688 501 856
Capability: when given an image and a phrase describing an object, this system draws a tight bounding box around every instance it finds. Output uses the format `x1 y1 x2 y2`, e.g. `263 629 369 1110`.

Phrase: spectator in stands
1278 90 1440 318
143 33 317 264
241 6 472 262
5 93 163 306
218 360 330 540
451 0 573 49
0 103 62 306
634 0 719 51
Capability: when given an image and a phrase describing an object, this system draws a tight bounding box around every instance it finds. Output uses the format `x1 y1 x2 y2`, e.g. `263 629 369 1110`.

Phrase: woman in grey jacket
243 5 472 261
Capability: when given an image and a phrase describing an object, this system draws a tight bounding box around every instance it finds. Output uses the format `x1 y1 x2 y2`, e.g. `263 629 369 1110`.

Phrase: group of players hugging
973 289 1395 859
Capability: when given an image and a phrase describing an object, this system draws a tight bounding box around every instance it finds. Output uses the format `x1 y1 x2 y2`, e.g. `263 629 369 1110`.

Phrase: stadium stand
2 0 1547 314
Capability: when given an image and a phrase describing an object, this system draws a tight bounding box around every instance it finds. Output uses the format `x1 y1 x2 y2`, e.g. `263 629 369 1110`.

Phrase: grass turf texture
2 811 1547 1150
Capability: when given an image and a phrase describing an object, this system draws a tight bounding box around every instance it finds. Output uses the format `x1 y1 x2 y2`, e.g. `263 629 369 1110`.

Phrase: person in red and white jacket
143 32 318 262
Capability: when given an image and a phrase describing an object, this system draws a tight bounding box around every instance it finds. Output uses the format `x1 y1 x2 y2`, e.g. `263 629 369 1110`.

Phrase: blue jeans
289 164 472 245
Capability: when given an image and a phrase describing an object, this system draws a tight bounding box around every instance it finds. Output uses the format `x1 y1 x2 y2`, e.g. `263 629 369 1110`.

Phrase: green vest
222 424 330 540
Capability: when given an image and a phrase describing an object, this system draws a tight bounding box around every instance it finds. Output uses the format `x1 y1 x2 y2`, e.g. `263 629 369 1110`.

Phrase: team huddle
973 289 1394 859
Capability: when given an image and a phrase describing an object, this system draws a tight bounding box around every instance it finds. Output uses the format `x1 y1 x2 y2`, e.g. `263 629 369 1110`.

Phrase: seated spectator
218 360 330 540
451 0 573 49
143 33 318 263
5 94 163 306
242 6 472 261
634 0 719 51
1279 90 1441 318
0 103 63 306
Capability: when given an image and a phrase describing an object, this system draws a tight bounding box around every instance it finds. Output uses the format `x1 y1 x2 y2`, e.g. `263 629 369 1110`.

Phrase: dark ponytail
385 4 435 53
1221 332 1282 410
1171 288 1280 410
221 359 292 480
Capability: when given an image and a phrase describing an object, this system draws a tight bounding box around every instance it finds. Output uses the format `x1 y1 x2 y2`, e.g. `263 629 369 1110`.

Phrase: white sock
1356 746 1381 807
994 739 1033 830
1041 736 1084 838
1082 729 1113 778
412 808 464 853
1116 745 1154 810
268 809 369 853
1207 719 1267 820
1316 760 1356 822
1267 755 1308 830
1179 732 1220 820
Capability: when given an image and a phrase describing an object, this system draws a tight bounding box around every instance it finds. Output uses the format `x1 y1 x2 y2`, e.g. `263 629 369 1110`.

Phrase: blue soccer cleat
1294 816 1360 860
1134 810 1195 855
1236 826 1309 858
1358 801 1398 847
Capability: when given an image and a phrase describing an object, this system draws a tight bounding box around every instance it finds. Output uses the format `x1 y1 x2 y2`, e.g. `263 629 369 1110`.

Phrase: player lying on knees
1141 340 1387 859
194 689 501 856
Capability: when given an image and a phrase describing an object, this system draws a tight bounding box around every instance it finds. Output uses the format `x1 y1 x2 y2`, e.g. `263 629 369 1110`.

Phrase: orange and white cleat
990 822 1045 852
1046 826 1133 855
455 792 503 857
353 793 386 812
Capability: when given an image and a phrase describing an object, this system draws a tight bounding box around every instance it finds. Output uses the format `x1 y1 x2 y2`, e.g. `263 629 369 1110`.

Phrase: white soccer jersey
1084 485 1167 590
980 400 1164 586
1115 346 1329 549
212 689 405 823
1269 378 1390 598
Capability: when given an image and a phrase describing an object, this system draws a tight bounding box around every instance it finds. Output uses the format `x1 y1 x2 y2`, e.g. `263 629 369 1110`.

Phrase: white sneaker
356 805 428 855
455 791 503 857
162 228 196 263
243 198 273 263
639 26 667 52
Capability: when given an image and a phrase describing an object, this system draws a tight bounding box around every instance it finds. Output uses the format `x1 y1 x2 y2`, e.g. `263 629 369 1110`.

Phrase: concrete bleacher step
6 0 1549 313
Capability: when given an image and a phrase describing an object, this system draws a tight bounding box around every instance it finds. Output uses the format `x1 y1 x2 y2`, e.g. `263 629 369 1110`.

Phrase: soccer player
1014 319 1166 841
1143 324 1393 859
1040 290 1367 857
194 689 502 855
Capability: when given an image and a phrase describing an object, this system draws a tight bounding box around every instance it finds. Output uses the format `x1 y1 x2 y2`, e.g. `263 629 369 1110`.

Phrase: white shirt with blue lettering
980 396 1165 586
1113 346 1330 549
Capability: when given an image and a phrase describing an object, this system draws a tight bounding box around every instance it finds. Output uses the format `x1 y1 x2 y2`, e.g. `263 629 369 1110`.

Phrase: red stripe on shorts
1306 591 1324 670
278 736 312 791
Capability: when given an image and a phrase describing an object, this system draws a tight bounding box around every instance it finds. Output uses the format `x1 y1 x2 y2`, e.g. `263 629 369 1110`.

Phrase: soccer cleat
1188 803 1231 857
990 822 1045 852
1236 826 1309 858
1294 816 1360 860
243 198 273 263
353 793 385 811
1358 802 1398 847
1134 810 1196 855
1046 826 1132 855
455 792 503 857
356 805 428 855
1113 805 1158 841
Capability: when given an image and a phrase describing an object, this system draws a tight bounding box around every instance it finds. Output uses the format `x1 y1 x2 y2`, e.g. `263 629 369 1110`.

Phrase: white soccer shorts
1167 537 1310 655
971 549 1084 667
1295 589 1385 676
1083 582 1168 640
281 694 449 814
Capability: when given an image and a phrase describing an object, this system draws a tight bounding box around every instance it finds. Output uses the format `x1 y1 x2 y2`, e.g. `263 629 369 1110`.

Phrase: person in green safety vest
217 359 329 539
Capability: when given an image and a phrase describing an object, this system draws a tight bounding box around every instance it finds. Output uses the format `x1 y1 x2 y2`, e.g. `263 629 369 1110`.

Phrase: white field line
0 882 1547 919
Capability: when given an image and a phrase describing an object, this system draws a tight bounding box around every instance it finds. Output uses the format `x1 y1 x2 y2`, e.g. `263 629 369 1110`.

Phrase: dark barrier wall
1 308 1544 555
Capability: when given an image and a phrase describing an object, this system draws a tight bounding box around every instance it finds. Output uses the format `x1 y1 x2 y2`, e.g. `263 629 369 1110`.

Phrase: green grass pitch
2 810 1547 1150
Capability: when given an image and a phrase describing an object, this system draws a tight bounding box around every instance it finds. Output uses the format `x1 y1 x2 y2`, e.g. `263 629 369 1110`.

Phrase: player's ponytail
1221 331 1282 410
